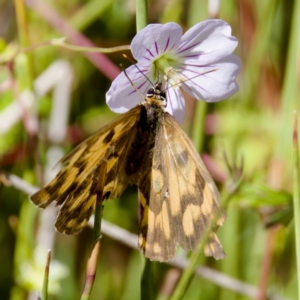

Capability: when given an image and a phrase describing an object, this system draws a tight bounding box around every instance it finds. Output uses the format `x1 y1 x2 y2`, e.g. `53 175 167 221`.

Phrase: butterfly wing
30 105 143 234
138 112 226 261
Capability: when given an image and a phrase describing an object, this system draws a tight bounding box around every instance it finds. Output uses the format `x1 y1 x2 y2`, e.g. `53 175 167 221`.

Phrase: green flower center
151 53 185 85
153 52 180 73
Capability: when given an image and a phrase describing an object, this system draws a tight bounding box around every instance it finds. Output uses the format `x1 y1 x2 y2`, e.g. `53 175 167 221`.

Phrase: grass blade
293 111 300 299
41 249 51 300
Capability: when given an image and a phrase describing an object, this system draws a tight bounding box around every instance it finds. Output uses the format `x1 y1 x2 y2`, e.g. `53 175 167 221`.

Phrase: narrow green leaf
293 111 300 299
41 250 51 300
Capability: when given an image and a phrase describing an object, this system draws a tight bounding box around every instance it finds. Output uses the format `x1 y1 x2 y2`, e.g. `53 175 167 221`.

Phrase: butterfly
30 82 226 262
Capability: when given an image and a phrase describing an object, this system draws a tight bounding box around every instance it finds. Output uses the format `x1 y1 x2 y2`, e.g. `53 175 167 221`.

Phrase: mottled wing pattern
139 112 226 261
30 105 143 234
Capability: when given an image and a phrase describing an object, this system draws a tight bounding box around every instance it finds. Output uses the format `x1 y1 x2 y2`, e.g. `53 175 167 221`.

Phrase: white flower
106 20 241 123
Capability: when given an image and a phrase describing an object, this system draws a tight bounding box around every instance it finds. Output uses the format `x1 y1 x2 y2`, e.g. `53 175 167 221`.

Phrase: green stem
81 147 113 299
135 1 150 296
170 179 242 300
293 112 300 300
92 200 102 243
191 101 207 153
169 218 219 299
141 258 155 300
92 154 109 242
14 0 35 85
14 0 30 47
277 0 300 157
136 0 148 31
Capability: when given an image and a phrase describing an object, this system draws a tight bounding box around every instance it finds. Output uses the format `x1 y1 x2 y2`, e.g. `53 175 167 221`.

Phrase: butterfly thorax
138 82 167 131
100 83 167 201
124 88 165 178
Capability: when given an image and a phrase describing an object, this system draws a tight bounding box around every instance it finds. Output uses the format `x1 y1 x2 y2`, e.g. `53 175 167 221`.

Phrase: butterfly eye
147 88 155 98
160 91 166 101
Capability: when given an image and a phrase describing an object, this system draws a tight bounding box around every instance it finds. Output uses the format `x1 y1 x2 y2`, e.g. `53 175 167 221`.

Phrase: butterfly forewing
31 106 143 234
138 112 225 261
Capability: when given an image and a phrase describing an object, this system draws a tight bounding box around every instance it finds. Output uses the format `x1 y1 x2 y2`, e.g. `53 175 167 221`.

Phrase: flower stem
93 147 113 243
277 0 300 157
170 178 242 300
293 111 300 300
92 198 103 243
141 258 155 300
191 101 207 153
169 216 220 299
14 0 30 46
14 0 35 84
81 147 112 299
136 0 148 31
92 147 112 242
134 1 149 297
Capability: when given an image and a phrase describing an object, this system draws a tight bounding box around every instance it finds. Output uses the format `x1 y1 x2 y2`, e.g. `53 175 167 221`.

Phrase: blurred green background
0 0 300 299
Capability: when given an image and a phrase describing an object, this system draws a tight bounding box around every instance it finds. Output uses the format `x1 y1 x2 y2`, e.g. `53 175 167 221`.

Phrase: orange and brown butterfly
30 82 226 262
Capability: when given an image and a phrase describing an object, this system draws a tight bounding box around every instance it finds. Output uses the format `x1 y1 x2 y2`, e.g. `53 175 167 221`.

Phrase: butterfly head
146 82 167 108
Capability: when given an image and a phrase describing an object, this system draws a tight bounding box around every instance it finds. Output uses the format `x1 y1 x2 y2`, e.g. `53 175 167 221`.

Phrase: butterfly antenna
120 63 145 99
122 54 218 94
123 54 155 87
163 68 218 92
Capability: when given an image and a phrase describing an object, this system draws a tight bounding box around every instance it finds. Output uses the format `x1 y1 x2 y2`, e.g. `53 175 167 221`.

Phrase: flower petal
131 23 182 62
181 55 241 102
106 64 153 113
165 86 186 124
178 19 238 65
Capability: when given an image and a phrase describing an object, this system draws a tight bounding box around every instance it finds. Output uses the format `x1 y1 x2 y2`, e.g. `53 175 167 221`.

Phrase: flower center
152 53 185 86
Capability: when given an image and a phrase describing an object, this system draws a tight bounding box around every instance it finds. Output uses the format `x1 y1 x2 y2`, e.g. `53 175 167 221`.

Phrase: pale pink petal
180 55 241 102
178 19 238 65
165 86 186 124
131 23 182 62
106 64 152 113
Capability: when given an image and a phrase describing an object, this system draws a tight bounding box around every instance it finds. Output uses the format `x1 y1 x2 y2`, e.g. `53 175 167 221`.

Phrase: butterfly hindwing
54 158 103 234
138 112 226 261
30 106 143 234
